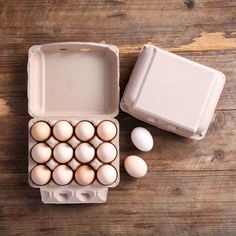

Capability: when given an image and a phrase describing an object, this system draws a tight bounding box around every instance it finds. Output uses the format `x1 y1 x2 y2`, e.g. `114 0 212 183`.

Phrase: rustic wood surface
0 1 236 235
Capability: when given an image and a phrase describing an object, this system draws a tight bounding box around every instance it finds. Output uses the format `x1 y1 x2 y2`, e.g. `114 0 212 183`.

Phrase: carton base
40 187 108 204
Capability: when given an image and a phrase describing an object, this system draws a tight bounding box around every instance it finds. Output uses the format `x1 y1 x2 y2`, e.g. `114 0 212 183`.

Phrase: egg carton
28 118 119 203
27 42 120 203
121 45 225 139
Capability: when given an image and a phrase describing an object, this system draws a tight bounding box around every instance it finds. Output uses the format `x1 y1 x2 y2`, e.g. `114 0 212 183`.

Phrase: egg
75 121 95 141
124 155 147 178
31 121 51 141
53 143 73 163
53 120 73 141
31 143 52 163
75 165 95 185
97 120 117 141
52 165 73 185
30 165 51 185
97 164 117 185
131 127 153 152
97 142 117 163
75 143 95 163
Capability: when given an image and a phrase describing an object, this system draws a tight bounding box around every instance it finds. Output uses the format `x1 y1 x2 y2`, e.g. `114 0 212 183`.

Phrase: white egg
97 164 117 185
53 120 73 141
52 165 73 185
75 121 95 141
31 143 52 163
97 120 117 141
131 127 153 151
75 143 95 163
97 142 117 163
53 143 73 163
124 155 147 178
30 165 51 185
31 121 51 141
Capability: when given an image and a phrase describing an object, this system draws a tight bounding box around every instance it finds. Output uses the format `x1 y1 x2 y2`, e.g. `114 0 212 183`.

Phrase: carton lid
121 44 225 139
27 42 119 118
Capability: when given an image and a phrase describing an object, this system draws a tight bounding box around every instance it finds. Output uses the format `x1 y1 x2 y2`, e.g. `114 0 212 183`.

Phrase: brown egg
31 121 51 141
31 143 52 163
97 120 117 141
30 165 51 185
75 165 95 186
124 155 147 178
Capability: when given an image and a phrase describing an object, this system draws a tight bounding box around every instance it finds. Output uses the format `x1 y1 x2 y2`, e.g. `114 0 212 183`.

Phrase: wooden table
1 1 236 235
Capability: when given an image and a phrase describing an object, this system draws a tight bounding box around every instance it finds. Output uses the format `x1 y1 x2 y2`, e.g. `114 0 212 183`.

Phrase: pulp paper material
27 42 120 203
121 44 225 140
28 42 119 118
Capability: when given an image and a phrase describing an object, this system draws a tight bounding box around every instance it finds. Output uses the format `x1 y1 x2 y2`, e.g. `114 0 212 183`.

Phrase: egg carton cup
28 118 119 203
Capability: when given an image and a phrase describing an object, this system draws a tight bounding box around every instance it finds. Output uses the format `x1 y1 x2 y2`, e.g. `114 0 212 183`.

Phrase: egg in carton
27 43 120 204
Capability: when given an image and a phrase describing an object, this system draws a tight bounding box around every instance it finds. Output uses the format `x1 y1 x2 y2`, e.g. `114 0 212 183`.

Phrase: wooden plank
0 96 27 116
0 0 236 74
0 110 235 171
0 1 236 235
119 110 236 171
1 171 236 205
0 1 236 47
0 73 26 96
1 202 236 235
0 50 235 113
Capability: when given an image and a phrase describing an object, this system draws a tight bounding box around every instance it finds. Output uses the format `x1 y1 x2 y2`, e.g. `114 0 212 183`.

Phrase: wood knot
184 0 195 9
173 187 182 196
213 112 225 129
212 150 225 161
53 26 61 34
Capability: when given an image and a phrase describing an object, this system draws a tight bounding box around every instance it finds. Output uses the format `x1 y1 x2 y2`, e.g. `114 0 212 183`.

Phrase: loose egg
31 121 51 141
97 142 117 163
97 164 117 185
75 165 95 185
30 165 51 185
53 143 73 163
97 120 117 141
124 155 147 178
31 143 52 163
131 127 153 152
52 165 73 185
75 121 95 141
75 143 95 163
53 120 73 141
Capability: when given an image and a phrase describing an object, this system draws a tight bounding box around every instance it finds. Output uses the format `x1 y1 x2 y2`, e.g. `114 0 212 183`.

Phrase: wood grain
0 0 236 235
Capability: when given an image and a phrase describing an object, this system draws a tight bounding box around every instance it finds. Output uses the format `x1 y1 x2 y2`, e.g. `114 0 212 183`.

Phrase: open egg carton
28 118 119 203
27 42 120 203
